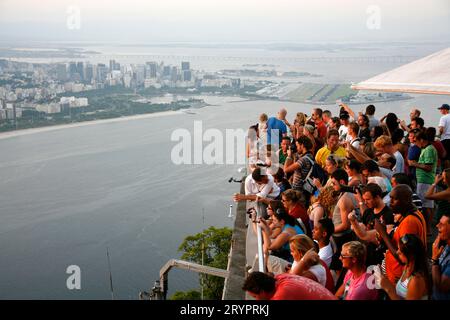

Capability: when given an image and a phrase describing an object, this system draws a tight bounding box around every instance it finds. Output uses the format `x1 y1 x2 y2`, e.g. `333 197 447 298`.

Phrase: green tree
172 226 232 300
170 289 201 300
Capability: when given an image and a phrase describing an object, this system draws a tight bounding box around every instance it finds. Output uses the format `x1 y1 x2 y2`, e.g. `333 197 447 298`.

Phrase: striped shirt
292 153 313 190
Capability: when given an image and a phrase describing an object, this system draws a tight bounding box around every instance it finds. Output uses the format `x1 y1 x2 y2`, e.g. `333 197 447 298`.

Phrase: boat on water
181 109 197 115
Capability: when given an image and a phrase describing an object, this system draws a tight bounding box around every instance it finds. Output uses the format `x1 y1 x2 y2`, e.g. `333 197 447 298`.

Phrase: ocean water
0 43 449 299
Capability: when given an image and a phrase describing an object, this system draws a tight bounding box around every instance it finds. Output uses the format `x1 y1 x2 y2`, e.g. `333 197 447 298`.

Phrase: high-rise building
97 63 108 83
181 61 190 71
171 66 178 82
85 63 94 83
182 70 192 82
135 65 146 85
109 59 120 71
76 62 84 80
163 66 171 77
146 62 157 78
69 62 78 78
56 64 67 82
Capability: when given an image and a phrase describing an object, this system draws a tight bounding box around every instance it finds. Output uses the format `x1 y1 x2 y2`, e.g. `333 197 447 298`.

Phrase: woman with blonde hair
288 234 335 292
291 112 307 140
308 186 338 230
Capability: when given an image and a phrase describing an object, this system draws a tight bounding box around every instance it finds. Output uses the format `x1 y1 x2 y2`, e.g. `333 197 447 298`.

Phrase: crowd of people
235 103 450 300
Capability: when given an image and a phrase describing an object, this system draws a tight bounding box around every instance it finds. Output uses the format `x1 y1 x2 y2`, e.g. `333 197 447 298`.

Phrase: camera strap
303 155 315 182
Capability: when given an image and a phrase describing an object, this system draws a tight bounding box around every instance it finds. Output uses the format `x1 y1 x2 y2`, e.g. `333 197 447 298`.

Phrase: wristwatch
431 258 440 266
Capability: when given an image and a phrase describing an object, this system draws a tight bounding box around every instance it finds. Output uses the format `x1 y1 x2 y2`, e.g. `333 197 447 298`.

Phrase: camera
340 183 363 194
289 142 297 154
256 162 269 167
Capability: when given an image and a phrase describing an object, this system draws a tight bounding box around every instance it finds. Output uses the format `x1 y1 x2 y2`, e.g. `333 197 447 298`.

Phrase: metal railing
255 202 266 272
139 259 229 300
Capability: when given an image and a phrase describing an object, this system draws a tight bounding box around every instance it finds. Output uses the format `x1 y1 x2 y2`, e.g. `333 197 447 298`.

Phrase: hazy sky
0 0 449 43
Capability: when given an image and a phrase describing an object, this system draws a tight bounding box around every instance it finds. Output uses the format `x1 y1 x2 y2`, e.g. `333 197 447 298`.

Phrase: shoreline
0 110 182 141
0 95 253 141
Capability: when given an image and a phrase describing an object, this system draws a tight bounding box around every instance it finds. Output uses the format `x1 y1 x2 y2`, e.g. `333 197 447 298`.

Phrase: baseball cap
438 104 450 110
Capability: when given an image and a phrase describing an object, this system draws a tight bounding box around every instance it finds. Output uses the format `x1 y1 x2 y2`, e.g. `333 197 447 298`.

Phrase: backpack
302 155 328 195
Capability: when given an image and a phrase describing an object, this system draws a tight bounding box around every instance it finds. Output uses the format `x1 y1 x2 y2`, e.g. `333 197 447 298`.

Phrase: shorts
416 182 434 209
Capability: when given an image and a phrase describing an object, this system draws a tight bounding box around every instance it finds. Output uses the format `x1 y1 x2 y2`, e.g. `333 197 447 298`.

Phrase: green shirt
278 150 288 165
416 144 437 184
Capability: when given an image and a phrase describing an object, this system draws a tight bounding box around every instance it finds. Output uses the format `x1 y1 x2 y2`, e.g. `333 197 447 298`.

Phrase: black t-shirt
359 127 371 142
361 206 394 266
362 206 394 230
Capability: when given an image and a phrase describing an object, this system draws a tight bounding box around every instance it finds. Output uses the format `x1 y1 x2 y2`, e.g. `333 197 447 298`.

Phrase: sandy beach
0 110 182 141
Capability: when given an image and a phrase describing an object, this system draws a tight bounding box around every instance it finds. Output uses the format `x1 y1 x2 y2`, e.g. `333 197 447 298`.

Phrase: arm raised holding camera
339 103 355 120
349 211 378 244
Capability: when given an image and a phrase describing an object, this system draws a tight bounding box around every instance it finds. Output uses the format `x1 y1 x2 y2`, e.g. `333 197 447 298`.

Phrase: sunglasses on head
400 234 412 246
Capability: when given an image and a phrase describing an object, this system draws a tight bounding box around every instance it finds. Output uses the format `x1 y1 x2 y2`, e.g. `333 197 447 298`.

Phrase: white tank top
308 264 327 287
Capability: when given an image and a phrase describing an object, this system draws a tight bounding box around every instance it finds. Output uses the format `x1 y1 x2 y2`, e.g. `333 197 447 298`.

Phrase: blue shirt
267 117 287 146
281 224 304 252
433 245 450 300
407 144 421 177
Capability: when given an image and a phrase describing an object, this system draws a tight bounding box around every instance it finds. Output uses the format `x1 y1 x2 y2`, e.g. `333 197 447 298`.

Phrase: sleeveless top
309 263 327 288
281 224 304 252
291 260 328 288
395 270 428 300
333 192 358 237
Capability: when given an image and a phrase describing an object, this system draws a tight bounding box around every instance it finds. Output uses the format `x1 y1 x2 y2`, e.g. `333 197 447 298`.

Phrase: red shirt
433 140 446 167
270 274 337 300
289 203 311 236
316 120 328 140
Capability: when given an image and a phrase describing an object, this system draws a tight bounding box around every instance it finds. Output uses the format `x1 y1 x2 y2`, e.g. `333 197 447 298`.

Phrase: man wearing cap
438 103 450 168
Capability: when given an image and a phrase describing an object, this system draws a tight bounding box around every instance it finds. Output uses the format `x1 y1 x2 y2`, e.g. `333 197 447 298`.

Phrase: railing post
255 202 265 272
160 272 168 300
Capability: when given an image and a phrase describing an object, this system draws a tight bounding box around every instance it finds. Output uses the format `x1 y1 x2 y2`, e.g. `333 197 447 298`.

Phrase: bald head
278 108 287 120
390 184 414 214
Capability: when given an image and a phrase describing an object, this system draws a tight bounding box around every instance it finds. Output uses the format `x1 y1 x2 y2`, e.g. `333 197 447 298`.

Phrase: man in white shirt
438 104 450 169
313 217 335 267
374 135 404 174
233 167 280 202
347 121 361 149
339 112 351 142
